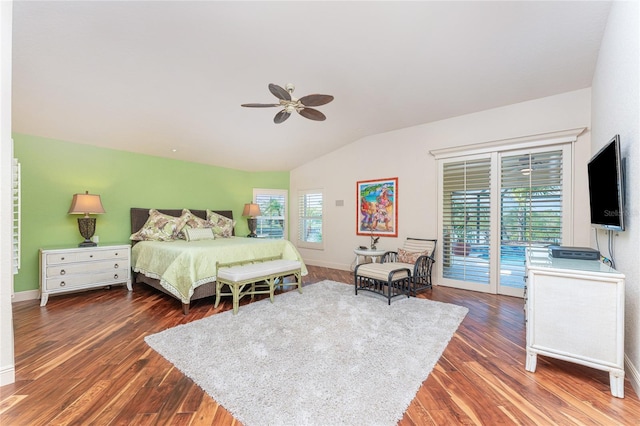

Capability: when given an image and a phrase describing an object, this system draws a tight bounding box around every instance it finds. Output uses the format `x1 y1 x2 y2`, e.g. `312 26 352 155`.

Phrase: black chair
354 238 437 302
379 238 437 296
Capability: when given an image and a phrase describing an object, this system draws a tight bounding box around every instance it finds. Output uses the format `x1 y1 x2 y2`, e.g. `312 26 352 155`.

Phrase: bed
130 208 307 314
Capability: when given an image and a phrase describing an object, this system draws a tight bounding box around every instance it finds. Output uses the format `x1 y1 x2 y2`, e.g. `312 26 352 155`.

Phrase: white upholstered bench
215 256 302 314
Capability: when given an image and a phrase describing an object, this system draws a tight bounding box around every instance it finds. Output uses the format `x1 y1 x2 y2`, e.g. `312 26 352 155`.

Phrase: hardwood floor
2 265 639 425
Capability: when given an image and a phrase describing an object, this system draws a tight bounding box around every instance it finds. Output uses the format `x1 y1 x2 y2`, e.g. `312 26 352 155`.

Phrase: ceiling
11 1 611 172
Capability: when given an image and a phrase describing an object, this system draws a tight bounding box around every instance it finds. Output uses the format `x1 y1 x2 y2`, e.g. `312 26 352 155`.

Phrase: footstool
354 262 412 304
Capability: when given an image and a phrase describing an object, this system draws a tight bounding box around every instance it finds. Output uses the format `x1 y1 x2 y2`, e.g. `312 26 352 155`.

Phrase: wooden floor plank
2 265 639 425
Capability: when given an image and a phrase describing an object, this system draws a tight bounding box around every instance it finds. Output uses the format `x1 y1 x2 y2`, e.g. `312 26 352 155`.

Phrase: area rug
145 280 468 426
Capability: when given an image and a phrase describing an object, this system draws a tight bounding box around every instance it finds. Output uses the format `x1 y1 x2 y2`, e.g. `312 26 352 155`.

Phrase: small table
353 248 387 270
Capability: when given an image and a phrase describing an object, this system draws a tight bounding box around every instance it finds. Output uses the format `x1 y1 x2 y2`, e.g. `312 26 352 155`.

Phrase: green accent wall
12 134 289 293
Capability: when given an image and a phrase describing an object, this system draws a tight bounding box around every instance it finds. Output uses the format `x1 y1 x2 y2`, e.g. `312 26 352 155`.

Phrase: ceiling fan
241 83 334 124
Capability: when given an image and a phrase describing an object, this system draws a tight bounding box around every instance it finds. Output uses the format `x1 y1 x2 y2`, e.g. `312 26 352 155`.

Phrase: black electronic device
587 135 625 231
549 245 600 260
358 246 368 250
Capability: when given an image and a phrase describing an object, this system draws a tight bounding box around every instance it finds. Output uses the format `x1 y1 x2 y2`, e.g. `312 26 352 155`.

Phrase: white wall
291 88 592 273
591 0 640 396
0 0 15 386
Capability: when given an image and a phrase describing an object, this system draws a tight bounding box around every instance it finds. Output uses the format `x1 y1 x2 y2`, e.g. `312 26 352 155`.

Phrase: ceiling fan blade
274 110 291 124
298 94 334 107
298 108 327 121
241 103 280 108
269 84 291 101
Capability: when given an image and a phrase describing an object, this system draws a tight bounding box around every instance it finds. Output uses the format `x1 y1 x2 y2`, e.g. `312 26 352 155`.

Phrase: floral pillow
130 209 187 241
397 248 428 264
177 209 210 239
206 210 236 238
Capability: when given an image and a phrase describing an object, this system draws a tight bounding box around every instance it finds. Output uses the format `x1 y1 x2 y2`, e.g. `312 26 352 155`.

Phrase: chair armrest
413 254 435 276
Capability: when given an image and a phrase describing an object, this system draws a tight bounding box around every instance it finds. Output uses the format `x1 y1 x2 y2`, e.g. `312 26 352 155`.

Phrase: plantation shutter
499 150 564 288
297 190 323 248
442 158 491 285
13 157 20 275
254 191 286 239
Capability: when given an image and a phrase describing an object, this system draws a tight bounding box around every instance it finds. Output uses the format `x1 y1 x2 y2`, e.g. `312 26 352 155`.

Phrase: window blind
499 150 563 288
442 158 491 284
254 191 286 239
298 190 323 246
12 158 20 275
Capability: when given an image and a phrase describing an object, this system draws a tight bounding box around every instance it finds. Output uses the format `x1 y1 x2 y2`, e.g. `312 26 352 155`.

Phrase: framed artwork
356 177 398 237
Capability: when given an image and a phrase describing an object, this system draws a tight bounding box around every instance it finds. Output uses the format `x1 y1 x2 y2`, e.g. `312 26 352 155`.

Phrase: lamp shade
242 203 261 218
68 191 106 216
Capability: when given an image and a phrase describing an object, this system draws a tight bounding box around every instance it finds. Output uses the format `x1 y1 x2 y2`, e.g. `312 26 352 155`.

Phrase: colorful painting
357 177 398 237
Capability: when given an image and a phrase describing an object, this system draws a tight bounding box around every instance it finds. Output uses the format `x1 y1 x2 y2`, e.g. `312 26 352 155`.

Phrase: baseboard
0 363 15 386
625 354 640 398
12 289 39 303
302 259 351 272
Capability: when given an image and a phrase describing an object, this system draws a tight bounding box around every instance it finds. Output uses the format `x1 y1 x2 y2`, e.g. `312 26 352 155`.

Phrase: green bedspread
131 237 308 303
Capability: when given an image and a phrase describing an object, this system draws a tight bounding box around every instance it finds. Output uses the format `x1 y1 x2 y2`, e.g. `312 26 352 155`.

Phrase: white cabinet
40 244 132 306
525 248 625 398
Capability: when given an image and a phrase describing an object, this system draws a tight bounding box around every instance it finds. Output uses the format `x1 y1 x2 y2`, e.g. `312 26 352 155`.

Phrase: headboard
130 208 235 241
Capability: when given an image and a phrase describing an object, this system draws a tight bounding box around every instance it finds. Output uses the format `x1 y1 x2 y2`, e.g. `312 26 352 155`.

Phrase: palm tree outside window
253 189 287 239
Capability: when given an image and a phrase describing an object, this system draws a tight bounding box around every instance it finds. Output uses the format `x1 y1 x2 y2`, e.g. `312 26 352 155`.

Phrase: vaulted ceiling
11 1 611 171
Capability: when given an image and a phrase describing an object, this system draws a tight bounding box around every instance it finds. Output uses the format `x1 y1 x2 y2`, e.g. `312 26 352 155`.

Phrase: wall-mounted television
587 134 625 231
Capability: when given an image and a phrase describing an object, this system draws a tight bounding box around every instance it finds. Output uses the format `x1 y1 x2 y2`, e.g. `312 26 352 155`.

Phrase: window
297 189 323 249
253 189 287 239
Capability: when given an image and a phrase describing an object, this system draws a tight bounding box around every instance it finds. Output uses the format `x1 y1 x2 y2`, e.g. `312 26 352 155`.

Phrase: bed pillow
185 227 215 242
206 210 236 238
177 209 210 239
397 248 427 264
130 209 187 241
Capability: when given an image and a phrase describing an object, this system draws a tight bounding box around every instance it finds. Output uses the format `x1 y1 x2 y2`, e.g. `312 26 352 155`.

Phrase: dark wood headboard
130 208 234 240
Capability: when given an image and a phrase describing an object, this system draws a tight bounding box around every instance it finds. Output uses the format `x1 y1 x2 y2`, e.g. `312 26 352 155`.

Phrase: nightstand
39 244 132 306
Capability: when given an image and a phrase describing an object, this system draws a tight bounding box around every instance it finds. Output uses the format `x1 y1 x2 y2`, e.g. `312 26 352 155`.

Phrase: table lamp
242 203 262 238
68 191 105 247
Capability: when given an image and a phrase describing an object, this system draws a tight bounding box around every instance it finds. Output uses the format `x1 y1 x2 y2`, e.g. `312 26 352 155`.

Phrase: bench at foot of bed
215 256 302 314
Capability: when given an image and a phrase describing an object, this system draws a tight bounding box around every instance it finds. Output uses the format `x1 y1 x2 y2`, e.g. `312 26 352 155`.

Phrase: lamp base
77 217 97 248
247 217 258 239
79 239 97 247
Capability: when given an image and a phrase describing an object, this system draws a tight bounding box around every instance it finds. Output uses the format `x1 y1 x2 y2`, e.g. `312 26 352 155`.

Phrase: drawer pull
115 252 119 256
114 264 119 269
60 269 66 275
90 254 94 258
61 257 65 261
60 281 66 287
114 274 119 280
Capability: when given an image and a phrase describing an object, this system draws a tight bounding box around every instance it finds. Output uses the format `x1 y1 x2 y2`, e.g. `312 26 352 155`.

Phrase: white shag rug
145 280 468 426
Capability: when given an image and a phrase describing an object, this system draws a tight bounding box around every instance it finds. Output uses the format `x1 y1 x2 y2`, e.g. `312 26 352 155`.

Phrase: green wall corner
12 134 289 293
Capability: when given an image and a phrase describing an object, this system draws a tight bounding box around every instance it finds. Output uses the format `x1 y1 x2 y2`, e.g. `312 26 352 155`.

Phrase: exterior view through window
254 191 287 239
298 190 323 248
440 145 569 297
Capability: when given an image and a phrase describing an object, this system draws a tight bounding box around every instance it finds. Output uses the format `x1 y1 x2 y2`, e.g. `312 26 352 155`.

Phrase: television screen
587 135 625 231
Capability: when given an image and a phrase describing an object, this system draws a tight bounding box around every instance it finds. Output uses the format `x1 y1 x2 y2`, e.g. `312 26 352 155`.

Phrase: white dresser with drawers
525 247 625 398
39 244 132 306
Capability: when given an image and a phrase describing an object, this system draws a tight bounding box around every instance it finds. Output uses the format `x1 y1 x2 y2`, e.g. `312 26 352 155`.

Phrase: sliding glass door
438 144 572 297
498 147 568 296
441 156 493 293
